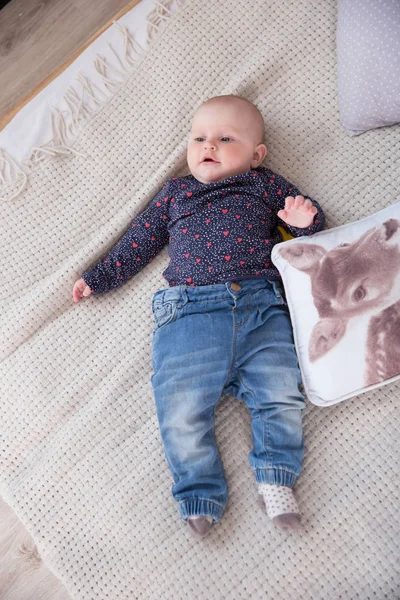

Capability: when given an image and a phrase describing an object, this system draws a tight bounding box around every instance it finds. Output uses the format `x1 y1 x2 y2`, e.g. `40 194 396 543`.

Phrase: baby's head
187 95 267 184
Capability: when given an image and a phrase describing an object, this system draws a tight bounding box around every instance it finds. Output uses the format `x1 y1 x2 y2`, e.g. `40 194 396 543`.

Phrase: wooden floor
0 0 137 123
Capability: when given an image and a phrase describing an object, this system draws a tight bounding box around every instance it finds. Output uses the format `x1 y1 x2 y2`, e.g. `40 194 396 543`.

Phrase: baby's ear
251 144 267 167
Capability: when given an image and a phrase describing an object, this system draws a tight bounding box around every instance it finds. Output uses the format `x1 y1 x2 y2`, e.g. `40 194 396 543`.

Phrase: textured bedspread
1 1 399 598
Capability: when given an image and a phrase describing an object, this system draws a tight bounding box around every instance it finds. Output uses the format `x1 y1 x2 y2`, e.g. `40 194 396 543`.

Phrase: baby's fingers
300 198 313 211
293 195 305 210
72 281 81 303
72 278 91 302
284 196 295 210
300 198 312 210
303 200 317 214
298 198 317 214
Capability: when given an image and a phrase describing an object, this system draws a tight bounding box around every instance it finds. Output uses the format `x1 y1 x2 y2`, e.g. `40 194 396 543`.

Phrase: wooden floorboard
0 0 141 126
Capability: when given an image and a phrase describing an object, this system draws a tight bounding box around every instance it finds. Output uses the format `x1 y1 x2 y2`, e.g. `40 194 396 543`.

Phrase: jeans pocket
152 298 179 330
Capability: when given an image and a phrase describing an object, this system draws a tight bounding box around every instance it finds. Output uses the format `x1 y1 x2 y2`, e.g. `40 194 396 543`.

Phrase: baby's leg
234 286 305 531
151 291 234 536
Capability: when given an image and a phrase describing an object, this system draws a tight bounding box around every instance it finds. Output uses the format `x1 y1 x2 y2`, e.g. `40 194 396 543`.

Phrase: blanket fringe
0 149 28 202
0 0 184 203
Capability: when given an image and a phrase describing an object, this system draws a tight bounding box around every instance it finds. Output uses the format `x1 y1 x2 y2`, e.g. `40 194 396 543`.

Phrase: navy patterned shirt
82 167 324 292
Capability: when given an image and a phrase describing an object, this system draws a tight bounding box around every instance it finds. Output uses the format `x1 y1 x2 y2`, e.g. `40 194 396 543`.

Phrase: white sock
258 483 300 519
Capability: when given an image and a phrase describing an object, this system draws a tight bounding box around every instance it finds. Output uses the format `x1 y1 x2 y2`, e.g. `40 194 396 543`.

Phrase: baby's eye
194 137 205 142
221 137 232 142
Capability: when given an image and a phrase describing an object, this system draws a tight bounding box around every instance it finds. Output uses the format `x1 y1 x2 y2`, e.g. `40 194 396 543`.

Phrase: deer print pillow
271 203 400 406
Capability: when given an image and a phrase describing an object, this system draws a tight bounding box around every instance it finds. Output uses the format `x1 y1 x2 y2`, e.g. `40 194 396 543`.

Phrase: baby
73 95 324 539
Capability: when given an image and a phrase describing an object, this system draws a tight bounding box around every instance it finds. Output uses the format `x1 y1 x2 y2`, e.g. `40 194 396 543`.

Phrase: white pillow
271 203 400 406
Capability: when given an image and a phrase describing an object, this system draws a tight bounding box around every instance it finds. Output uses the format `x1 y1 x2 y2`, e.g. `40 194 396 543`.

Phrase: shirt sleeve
259 167 325 237
82 181 172 294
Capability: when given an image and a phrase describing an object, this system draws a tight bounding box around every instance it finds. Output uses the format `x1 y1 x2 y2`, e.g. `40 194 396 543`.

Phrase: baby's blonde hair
196 95 265 144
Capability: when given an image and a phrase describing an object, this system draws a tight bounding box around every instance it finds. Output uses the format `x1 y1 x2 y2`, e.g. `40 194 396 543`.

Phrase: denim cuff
179 498 225 523
254 467 298 487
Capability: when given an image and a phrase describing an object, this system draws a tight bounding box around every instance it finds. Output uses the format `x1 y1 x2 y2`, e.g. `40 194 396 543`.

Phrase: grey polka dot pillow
337 0 400 136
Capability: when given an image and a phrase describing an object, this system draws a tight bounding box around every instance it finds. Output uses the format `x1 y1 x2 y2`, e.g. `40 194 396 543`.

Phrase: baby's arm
260 169 324 236
72 181 172 302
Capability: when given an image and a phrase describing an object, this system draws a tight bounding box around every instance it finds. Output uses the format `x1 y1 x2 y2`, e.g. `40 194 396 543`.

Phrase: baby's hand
277 195 317 229
72 278 92 303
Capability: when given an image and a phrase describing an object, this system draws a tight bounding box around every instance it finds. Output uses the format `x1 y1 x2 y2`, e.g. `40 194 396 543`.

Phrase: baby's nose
204 140 216 149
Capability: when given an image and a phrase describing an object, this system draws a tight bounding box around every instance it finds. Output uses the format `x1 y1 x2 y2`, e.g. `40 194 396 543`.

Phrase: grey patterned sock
258 484 302 532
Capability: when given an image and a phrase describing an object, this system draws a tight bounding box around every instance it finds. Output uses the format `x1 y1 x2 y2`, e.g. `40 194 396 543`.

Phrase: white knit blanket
1 1 399 599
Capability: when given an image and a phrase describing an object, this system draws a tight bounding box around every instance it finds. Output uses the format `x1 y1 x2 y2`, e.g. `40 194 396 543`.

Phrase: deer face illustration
279 219 400 362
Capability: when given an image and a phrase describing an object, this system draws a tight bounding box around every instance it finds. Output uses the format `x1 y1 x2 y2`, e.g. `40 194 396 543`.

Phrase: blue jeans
151 278 305 523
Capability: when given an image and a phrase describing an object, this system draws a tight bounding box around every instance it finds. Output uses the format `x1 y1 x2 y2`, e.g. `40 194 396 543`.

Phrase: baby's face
187 102 265 184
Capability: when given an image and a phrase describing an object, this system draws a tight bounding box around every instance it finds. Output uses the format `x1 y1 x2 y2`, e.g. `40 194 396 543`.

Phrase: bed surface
0 1 399 599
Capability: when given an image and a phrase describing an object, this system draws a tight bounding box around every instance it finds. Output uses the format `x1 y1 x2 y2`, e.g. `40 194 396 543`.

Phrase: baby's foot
187 516 213 539
258 484 301 532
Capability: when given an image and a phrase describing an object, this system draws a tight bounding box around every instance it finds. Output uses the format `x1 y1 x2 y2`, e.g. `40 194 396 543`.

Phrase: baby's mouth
202 157 219 164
